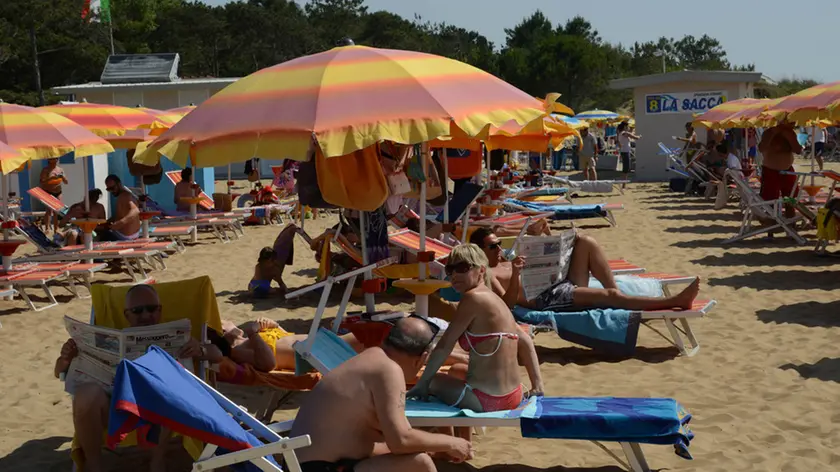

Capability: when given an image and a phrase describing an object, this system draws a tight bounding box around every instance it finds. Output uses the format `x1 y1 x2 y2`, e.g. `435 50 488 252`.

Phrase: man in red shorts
758 123 802 219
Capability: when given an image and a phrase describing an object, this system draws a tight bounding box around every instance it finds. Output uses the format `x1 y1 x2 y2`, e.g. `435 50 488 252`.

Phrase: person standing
809 126 826 171
758 123 801 221
579 127 599 180
39 158 68 233
617 122 640 179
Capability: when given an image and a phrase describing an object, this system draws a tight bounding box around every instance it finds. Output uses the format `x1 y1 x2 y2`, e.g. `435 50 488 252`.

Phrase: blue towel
406 396 537 419
506 199 605 220
521 397 694 460
521 188 569 196
108 346 276 472
514 306 640 354
294 328 357 375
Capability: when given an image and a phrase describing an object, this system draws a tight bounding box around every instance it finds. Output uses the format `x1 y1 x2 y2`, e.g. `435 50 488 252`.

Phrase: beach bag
245 159 260 182
381 157 411 196
125 150 162 185
405 145 442 200
315 144 389 211
297 154 336 209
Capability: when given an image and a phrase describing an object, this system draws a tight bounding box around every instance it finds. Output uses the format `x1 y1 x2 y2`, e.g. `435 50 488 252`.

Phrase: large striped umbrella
136 45 546 167
542 93 575 116
41 102 159 137
552 114 587 130
0 103 114 173
0 141 24 173
693 98 767 129
574 109 620 121
759 81 840 125
166 105 196 117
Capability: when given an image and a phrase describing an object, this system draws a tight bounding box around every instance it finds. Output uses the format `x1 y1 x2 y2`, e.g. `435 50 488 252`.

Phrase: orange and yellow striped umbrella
429 114 579 152
0 141 24 173
166 105 196 117
41 102 159 137
137 45 546 167
760 81 840 125
135 107 184 136
693 98 760 129
0 103 115 174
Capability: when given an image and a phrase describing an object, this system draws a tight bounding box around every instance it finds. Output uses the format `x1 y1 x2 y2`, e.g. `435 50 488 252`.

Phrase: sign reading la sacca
645 91 727 114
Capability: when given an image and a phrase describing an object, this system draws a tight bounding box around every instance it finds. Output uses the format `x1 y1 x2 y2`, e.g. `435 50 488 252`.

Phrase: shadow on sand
662 224 736 236
535 345 678 366
0 436 72 472
708 270 840 291
693 251 840 268
757 300 840 328
671 237 807 249
781 357 840 383
435 463 626 472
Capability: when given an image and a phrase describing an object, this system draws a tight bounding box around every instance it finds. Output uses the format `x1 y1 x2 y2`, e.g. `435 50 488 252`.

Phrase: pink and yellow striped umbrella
41 102 159 137
0 103 115 174
166 105 196 117
0 141 24 173
137 45 546 166
760 81 840 125
694 98 781 129
430 114 579 152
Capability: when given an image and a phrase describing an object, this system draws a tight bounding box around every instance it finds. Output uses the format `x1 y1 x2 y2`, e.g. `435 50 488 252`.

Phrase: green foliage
0 1 817 110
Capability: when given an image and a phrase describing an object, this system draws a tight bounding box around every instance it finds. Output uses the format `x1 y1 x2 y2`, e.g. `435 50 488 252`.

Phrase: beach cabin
18 54 248 215
609 70 769 182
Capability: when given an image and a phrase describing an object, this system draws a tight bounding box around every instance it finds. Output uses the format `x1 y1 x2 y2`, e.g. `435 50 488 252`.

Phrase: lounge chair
290 314 696 472
547 175 629 195
109 346 311 472
0 264 77 311
144 197 244 243
724 171 807 245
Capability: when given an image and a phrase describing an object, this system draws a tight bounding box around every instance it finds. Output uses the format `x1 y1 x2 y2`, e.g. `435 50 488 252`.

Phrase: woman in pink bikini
408 244 544 412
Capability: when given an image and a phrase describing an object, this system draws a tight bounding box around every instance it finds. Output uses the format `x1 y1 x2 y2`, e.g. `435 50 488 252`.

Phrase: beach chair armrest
268 419 295 434
193 434 311 471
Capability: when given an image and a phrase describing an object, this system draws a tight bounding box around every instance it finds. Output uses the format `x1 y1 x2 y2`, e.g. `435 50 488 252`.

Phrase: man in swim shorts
758 123 802 220
100 174 141 241
290 317 473 471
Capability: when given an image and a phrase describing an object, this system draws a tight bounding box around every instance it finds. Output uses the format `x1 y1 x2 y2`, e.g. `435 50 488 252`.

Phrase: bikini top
458 330 519 357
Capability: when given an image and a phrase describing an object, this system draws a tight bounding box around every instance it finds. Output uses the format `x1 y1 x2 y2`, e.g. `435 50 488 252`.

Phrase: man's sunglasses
444 261 474 276
485 242 501 250
125 304 161 315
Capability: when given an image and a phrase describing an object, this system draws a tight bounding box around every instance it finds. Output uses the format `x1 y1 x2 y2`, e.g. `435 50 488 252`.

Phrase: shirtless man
173 167 196 213
55 285 214 472
57 189 108 245
469 227 700 312
758 123 802 219
101 174 141 241
290 317 473 472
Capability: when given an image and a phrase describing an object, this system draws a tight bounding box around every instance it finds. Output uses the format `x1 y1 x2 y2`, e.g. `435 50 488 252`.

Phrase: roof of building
609 70 770 90
52 77 239 93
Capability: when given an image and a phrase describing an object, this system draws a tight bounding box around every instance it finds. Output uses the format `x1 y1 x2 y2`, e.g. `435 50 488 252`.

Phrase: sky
202 0 839 83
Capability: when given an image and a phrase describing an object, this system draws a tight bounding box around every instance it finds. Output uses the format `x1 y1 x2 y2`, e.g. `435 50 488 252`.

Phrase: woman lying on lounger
211 317 470 374
408 244 545 413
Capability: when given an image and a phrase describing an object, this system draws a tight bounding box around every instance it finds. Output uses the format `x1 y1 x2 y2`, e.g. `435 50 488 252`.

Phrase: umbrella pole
2 174 8 242
227 164 232 195
360 211 374 314
81 156 95 251
810 125 817 187
417 143 429 317
442 148 449 226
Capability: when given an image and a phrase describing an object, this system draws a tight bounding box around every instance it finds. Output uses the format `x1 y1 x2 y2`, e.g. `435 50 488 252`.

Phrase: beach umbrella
552 114 587 130
0 103 114 257
135 44 546 167
166 105 196 117
41 102 160 137
135 107 183 136
541 93 575 116
693 98 769 129
759 81 840 125
574 109 620 121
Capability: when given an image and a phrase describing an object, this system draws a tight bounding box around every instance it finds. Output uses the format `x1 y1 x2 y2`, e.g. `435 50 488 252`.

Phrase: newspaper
517 230 576 301
63 316 192 395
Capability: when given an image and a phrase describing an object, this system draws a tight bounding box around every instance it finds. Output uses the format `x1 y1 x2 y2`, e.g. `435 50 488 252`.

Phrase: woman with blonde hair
408 244 544 412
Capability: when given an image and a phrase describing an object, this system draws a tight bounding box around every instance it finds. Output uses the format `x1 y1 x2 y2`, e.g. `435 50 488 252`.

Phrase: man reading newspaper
466 227 701 312
54 284 222 472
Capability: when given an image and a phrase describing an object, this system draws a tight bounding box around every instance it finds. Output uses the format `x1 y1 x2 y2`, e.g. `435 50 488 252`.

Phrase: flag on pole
82 0 112 23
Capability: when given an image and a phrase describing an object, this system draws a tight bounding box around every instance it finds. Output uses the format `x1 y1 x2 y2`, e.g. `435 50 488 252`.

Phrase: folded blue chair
109 346 311 472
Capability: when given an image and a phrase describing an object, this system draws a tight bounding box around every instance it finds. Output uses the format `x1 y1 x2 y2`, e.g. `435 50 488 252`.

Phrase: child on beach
249 247 287 297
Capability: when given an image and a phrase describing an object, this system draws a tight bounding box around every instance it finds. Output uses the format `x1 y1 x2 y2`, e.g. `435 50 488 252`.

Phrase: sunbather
470 227 700 312
39 157 68 232
249 247 287 297
56 189 107 246
173 167 195 213
215 317 363 372
290 316 473 472
54 284 212 472
100 174 141 241
408 244 545 414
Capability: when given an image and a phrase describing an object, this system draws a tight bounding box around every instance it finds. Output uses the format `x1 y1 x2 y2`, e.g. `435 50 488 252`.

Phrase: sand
1 162 839 472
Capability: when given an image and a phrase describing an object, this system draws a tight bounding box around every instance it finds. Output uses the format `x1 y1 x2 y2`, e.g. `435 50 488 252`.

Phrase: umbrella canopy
166 105 197 117
552 114 587 130
0 141 25 173
136 45 546 167
759 81 840 125
575 109 620 121
0 103 114 173
542 93 575 116
136 107 182 135
429 114 579 152
693 98 768 129
41 102 159 137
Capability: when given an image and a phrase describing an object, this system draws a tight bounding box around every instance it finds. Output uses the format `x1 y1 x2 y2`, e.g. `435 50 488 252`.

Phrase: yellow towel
817 208 838 241
316 143 389 211
73 276 224 469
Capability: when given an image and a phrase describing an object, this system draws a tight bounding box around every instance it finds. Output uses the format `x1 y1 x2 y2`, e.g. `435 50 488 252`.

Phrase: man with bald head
55 284 212 472
291 316 473 472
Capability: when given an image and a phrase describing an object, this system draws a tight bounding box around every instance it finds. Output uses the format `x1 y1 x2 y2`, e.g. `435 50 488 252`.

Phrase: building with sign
610 70 769 181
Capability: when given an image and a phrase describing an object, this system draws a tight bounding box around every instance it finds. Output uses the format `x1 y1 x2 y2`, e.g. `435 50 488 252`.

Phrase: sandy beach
1 164 839 472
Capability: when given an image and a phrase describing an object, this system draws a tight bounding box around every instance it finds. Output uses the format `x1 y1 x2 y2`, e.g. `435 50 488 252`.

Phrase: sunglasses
485 242 501 250
407 313 441 352
444 261 474 276
125 304 161 316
